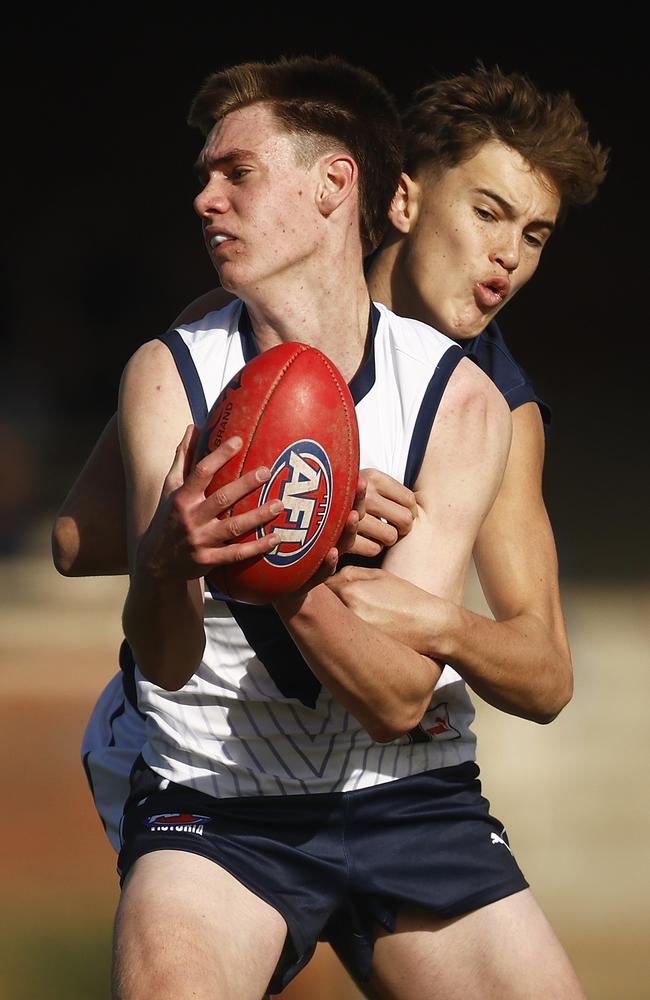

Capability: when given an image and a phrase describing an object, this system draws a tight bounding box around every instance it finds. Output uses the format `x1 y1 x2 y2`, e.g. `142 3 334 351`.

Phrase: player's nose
490 231 520 273
194 178 229 218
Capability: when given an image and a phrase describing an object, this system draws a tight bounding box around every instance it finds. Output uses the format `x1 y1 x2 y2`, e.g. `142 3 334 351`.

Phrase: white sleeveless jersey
137 300 478 797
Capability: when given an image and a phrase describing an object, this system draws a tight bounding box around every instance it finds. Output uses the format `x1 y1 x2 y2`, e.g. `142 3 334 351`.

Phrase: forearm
427 601 573 724
276 586 441 741
52 414 129 577
122 568 205 690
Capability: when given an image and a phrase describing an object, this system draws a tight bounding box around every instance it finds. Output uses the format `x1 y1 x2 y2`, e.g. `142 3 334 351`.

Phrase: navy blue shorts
118 761 527 993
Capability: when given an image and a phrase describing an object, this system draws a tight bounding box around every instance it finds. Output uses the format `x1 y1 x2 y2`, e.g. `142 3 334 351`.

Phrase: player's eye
523 232 544 249
474 207 496 222
230 167 251 182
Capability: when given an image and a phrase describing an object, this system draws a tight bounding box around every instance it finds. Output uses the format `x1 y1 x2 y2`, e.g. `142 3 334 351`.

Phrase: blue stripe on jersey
158 330 208 426
219 302 383 708
403 345 464 489
239 305 260 363
81 751 109 833
118 640 146 719
225 601 321 709
107 699 127 748
159 302 446 711
238 302 381 405
349 303 380 404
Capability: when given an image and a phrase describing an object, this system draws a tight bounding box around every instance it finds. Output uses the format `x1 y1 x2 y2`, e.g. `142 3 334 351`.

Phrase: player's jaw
448 272 527 340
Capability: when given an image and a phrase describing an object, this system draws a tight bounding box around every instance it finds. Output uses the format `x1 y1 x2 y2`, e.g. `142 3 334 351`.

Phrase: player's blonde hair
188 55 403 255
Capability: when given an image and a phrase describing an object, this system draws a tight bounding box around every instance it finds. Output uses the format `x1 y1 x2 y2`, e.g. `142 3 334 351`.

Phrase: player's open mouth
475 280 508 310
209 234 235 248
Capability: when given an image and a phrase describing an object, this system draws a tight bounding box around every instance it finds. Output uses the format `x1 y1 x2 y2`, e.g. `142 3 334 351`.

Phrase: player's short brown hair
404 64 608 215
188 55 403 254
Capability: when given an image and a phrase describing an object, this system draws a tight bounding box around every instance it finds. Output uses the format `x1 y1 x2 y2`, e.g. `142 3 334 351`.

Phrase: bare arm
51 287 236 577
276 359 511 741
119 340 283 690
327 402 572 724
51 413 127 575
51 282 417 576
466 401 572 719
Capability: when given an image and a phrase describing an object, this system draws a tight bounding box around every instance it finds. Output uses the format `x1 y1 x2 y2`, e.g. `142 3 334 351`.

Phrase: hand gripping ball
193 342 360 604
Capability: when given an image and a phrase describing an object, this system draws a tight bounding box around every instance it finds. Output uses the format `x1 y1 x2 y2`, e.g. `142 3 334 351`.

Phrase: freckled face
396 140 561 339
193 103 324 294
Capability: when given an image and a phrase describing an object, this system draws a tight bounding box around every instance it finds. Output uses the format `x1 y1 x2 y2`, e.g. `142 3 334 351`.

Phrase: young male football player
54 61 606 999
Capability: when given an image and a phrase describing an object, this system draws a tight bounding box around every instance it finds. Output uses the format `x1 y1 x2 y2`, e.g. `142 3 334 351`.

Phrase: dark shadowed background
3 18 648 576
1 15 648 1000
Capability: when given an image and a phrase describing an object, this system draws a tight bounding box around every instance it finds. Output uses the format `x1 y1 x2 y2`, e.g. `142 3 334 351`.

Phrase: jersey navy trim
239 305 260 364
503 383 551 425
107 699 127 748
158 330 208 426
403 345 464 489
118 640 146 718
82 750 110 834
214 302 383 709
348 303 380 405
239 301 380 405
226 602 321 709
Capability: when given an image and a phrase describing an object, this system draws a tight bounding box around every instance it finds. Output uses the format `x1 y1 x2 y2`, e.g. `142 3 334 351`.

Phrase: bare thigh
112 850 288 1000
367 889 585 1000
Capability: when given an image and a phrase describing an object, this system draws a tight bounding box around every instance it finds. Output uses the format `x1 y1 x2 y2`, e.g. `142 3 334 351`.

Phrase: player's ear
388 172 421 234
317 154 357 219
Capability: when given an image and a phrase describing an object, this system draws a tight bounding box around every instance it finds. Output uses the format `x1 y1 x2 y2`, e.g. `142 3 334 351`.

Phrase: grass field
2 522 648 998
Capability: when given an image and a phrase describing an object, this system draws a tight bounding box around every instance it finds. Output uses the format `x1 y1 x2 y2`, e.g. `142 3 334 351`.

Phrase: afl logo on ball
258 440 333 566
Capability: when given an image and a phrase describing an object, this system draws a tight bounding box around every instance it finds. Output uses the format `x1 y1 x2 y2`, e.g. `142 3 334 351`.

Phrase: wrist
423 599 463 662
274 584 321 622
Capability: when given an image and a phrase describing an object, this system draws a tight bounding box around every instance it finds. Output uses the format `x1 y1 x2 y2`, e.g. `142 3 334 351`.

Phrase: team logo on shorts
146 813 211 836
258 440 332 566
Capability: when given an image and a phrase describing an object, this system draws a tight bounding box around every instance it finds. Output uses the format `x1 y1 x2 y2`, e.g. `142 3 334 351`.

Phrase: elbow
124 631 202 693
531 664 574 725
51 517 78 576
531 706 563 726
365 702 430 744
367 724 402 744
131 656 193 692
156 677 187 693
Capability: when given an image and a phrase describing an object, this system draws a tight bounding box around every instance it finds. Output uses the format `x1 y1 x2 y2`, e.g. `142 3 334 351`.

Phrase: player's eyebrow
194 148 258 182
475 187 556 232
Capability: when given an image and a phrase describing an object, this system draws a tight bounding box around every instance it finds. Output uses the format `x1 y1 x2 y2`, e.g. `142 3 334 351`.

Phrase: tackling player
53 60 606 999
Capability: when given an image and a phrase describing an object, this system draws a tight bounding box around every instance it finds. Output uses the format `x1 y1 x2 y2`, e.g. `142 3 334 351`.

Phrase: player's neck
366 241 398 312
242 256 371 383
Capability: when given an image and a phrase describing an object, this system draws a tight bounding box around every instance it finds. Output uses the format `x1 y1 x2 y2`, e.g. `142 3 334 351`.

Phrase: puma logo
490 831 512 854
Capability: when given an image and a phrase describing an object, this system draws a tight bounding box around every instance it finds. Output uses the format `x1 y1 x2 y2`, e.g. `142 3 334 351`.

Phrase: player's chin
211 267 240 294
456 312 495 340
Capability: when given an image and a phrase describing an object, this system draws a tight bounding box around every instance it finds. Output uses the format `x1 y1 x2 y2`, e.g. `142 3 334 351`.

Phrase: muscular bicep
382 359 511 604
118 339 193 566
473 402 570 649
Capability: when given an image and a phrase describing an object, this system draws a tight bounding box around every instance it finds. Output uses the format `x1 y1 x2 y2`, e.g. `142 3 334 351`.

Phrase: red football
193 342 360 604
